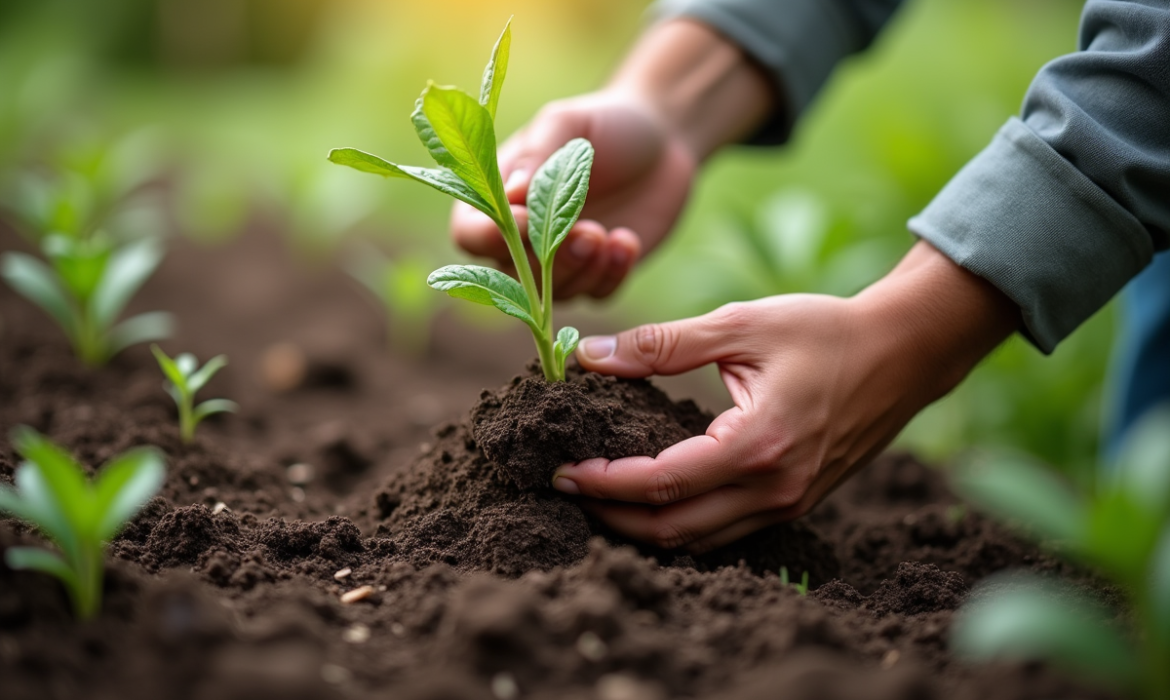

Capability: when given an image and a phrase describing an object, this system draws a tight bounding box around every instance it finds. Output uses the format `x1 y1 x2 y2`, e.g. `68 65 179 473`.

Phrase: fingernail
505 169 528 191
570 234 597 260
580 336 616 361
552 475 580 495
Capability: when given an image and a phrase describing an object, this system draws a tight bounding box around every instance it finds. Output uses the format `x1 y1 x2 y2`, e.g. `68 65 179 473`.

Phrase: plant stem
74 545 101 619
179 395 194 443
498 207 560 381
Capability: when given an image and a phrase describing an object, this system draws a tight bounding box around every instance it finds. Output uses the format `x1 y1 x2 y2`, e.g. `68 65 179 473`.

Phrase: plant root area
0 226 1120 700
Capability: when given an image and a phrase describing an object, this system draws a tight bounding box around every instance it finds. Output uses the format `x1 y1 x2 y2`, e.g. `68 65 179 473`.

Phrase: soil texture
0 223 1123 700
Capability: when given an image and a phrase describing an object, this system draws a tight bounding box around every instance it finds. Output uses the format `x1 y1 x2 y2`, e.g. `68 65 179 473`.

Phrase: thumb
576 311 734 378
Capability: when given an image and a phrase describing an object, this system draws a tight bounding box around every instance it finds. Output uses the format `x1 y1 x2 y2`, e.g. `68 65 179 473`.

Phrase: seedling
1 233 173 365
151 345 237 444
328 19 589 381
0 427 165 619
779 566 810 595
951 408 1170 699
347 247 438 356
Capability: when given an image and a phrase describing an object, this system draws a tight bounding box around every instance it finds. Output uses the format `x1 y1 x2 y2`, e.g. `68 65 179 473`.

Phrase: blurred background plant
0 0 1108 482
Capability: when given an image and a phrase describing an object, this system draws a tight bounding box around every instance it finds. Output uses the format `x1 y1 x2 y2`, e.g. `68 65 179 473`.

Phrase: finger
683 512 788 555
552 426 744 505
552 221 612 299
587 227 641 299
574 306 735 378
450 202 511 260
577 486 759 550
501 110 586 204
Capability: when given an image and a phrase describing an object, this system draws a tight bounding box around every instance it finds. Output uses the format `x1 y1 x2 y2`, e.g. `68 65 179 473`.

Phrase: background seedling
0 427 165 619
779 566 810 595
1 232 173 365
347 245 439 356
950 407 1170 699
151 345 237 444
329 19 589 381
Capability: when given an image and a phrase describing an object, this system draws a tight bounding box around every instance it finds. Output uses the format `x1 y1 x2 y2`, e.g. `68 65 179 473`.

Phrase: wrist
608 19 775 162
852 241 1020 402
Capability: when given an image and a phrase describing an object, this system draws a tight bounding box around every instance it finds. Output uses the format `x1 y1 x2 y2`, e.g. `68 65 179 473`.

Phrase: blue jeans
1105 250 1170 460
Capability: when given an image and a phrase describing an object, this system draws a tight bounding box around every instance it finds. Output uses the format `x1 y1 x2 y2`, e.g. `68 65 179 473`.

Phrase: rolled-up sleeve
653 0 904 142
910 0 1170 352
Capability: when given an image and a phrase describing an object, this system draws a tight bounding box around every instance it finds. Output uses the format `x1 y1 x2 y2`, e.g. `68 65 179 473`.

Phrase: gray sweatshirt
655 0 1170 352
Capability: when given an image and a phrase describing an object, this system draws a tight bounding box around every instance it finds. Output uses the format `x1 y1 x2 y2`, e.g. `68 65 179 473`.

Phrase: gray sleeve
653 0 904 143
909 0 1170 352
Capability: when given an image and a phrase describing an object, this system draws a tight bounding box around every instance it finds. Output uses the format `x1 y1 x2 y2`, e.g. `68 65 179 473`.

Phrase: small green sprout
1 233 173 365
951 408 1170 699
151 345 238 444
0 427 165 619
328 19 588 381
779 566 810 595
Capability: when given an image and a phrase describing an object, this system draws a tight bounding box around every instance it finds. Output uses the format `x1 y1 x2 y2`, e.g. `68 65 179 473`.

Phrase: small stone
340 586 375 604
320 663 352 685
212 502 229 515
490 672 518 700
334 568 352 581
188 475 199 486
290 487 305 503
576 631 607 661
342 623 370 644
377 585 387 592
286 462 315 485
390 622 406 637
261 342 307 392
881 648 900 670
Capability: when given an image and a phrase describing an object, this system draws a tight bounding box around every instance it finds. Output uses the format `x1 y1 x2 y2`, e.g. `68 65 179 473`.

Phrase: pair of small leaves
0 427 165 618
151 345 238 441
554 326 579 371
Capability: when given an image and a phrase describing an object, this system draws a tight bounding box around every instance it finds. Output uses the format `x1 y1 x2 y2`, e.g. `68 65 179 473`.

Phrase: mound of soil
0 225 1121 700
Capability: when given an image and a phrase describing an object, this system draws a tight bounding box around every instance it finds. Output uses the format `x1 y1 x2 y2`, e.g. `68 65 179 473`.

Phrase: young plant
151 345 237 444
1 233 173 365
779 566 810 595
328 19 589 381
0 427 165 619
950 408 1170 699
347 246 439 356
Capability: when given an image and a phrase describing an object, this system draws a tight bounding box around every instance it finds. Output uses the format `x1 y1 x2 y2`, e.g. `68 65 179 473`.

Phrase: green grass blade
107 311 174 356
1 252 76 336
89 238 164 331
93 447 165 541
420 85 504 210
187 355 227 393
527 138 593 266
150 344 188 391
328 148 496 219
427 264 537 331
479 18 512 119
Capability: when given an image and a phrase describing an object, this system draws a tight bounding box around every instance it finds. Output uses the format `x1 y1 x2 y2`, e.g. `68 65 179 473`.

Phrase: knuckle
646 470 687 505
651 521 695 550
631 323 677 369
712 301 751 329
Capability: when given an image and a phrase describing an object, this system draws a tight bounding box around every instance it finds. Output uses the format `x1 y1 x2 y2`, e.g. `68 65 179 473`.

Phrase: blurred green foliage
0 0 1110 482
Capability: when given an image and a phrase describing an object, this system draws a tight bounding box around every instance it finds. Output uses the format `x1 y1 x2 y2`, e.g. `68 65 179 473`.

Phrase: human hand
450 90 696 300
552 242 1019 552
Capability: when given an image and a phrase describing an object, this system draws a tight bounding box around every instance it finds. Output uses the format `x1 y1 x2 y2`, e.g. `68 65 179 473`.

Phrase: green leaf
13 463 80 561
4 547 78 589
1084 490 1162 586
187 355 227 393
43 234 110 304
192 399 238 424
1113 406 1170 519
0 484 45 527
1 252 76 336
952 574 1139 689
554 326 579 371
420 85 504 209
11 427 90 534
479 19 512 119
89 238 164 331
93 447 165 541
151 344 187 391
107 311 174 355
527 138 594 265
427 264 536 330
327 148 496 219
951 452 1085 546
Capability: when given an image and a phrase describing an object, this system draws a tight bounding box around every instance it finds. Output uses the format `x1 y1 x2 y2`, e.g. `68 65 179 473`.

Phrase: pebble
390 622 406 637
881 649 901 670
342 624 370 644
260 342 307 392
212 502 229 515
490 672 518 700
333 568 352 581
290 487 305 503
576 631 607 661
340 586 375 604
286 462 315 485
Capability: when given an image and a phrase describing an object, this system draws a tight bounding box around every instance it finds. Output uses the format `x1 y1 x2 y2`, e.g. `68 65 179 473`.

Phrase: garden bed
0 224 1119 700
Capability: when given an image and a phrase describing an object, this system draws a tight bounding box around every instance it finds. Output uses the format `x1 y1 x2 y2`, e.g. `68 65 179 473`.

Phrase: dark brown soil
0 223 1123 700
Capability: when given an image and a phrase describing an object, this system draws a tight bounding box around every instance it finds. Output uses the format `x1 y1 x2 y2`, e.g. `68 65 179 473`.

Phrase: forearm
608 19 775 161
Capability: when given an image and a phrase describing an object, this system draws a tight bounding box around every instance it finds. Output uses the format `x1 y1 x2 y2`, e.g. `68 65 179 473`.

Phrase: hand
552 242 1019 552
450 90 696 299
